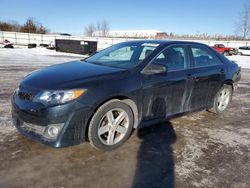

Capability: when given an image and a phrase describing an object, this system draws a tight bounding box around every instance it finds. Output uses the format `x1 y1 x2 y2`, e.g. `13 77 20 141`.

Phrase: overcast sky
0 0 248 35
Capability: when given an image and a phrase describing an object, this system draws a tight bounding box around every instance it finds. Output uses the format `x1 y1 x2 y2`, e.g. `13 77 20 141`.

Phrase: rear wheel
210 85 232 114
88 100 134 150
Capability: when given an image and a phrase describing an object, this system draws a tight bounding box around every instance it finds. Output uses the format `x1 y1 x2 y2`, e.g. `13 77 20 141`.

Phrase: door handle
188 74 199 82
187 74 192 78
220 69 225 74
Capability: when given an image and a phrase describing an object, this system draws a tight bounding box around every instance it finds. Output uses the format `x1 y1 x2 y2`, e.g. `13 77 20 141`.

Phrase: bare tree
236 3 250 40
20 18 48 34
20 18 37 33
84 24 96 37
96 21 101 36
0 22 14 31
101 20 109 37
0 21 21 32
37 25 49 34
84 20 110 37
0 18 49 34
9 21 21 32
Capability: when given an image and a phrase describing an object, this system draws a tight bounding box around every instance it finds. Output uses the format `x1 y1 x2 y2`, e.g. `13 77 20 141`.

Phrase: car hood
21 61 127 90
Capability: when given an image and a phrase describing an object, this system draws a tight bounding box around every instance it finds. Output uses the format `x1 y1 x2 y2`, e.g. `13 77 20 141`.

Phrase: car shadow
132 121 176 188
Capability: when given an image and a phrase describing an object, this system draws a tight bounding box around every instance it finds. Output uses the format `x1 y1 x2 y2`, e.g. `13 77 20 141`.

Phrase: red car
211 44 237 56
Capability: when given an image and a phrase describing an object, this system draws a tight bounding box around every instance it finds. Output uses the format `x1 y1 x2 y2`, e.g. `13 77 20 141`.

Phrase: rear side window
151 46 188 71
191 46 222 67
240 46 250 50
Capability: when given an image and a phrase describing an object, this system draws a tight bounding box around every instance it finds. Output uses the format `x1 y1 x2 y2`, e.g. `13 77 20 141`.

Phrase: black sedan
11 40 241 150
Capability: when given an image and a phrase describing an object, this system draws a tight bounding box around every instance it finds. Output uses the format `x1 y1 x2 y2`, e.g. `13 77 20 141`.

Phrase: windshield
85 42 160 69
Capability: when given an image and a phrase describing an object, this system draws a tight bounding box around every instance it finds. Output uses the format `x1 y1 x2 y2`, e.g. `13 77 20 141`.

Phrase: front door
141 45 192 120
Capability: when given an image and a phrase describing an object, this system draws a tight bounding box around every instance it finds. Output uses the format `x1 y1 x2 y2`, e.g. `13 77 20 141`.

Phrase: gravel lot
0 48 249 188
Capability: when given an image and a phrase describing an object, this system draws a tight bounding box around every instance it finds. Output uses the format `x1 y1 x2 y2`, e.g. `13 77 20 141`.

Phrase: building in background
93 30 167 39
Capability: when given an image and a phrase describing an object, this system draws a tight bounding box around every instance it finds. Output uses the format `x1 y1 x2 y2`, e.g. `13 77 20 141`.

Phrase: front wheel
210 85 232 114
88 100 134 151
223 51 229 56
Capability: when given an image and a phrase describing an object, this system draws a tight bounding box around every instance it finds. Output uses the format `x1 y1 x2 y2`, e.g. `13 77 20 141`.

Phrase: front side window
139 46 156 60
191 46 222 67
86 42 159 69
151 46 188 71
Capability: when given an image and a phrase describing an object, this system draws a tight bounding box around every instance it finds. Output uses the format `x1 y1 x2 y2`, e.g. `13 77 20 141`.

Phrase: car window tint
191 46 222 67
152 46 188 71
139 46 156 60
99 46 134 61
239 47 247 50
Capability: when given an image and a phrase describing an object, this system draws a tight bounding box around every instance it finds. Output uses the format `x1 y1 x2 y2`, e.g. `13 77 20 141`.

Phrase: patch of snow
175 128 210 177
0 48 87 67
205 126 250 148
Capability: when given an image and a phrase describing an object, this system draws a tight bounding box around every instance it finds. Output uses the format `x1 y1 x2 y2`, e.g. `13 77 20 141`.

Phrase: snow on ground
0 47 87 67
227 55 250 69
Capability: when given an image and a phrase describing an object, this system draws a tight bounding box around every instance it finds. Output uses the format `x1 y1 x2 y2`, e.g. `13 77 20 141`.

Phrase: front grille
17 91 35 100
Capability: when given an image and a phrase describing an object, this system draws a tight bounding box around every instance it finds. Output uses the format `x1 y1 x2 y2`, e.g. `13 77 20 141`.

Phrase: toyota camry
11 40 241 150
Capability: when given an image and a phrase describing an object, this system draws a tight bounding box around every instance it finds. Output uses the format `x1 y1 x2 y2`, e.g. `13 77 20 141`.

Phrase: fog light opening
48 126 59 137
43 124 63 140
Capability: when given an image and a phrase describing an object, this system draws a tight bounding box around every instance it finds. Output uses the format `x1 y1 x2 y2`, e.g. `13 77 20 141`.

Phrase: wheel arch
85 96 139 141
223 79 234 90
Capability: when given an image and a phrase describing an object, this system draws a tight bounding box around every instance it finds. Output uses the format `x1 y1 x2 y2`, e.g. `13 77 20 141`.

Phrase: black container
55 39 97 55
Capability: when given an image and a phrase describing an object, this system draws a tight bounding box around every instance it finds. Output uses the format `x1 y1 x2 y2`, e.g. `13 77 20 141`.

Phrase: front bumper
11 96 93 148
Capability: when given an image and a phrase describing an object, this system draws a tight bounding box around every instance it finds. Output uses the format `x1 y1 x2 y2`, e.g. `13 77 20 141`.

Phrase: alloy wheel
97 108 129 145
217 88 230 111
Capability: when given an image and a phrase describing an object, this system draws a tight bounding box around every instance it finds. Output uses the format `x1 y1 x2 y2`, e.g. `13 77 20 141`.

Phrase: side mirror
141 64 167 75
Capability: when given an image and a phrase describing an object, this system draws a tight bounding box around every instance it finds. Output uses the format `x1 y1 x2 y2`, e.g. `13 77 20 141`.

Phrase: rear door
141 45 192 120
188 45 225 110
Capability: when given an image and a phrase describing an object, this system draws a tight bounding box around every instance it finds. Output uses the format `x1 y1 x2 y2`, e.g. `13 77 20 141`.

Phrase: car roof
123 40 208 46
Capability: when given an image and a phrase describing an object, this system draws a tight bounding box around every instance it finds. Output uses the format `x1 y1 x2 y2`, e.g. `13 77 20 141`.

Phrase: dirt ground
0 49 249 188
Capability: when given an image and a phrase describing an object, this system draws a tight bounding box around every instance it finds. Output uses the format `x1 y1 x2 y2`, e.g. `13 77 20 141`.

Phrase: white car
238 46 250 55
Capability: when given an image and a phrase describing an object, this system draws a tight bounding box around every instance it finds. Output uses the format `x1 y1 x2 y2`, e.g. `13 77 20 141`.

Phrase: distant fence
0 31 82 45
0 31 129 50
1 31 250 50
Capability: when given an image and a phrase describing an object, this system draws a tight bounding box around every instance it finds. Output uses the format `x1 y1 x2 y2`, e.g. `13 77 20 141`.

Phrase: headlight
33 89 86 105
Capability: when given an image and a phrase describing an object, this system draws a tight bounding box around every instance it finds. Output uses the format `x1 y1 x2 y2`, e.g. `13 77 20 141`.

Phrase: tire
223 51 229 56
209 85 232 114
88 100 134 151
40 44 49 48
28 43 37 48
